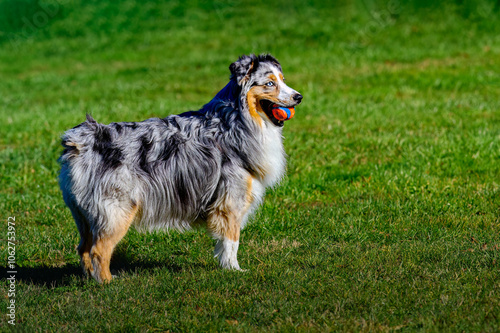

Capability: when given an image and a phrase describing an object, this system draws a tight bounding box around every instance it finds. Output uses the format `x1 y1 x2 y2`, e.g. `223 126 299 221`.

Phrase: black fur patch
92 126 123 170
159 134 183 161
176 175 189 205
113 122 123 134
162 117 182 131
138 134 153 173
230 54 282 84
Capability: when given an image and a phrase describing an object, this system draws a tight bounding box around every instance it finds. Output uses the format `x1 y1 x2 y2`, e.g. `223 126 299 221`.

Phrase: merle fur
58 54 301 279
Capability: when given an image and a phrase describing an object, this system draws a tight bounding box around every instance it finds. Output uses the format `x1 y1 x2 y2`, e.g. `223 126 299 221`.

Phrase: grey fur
59 54 302 281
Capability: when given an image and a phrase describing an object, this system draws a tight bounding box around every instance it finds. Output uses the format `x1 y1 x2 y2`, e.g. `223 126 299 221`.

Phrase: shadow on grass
2 251 203 288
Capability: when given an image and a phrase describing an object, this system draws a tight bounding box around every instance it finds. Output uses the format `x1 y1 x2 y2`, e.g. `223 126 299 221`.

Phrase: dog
59 54 303 283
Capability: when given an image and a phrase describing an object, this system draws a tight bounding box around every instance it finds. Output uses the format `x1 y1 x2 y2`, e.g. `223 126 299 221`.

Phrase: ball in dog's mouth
260 100 296 127
271 104 295 121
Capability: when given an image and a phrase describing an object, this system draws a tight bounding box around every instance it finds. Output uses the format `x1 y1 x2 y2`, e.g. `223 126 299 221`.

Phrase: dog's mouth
259 100 295 127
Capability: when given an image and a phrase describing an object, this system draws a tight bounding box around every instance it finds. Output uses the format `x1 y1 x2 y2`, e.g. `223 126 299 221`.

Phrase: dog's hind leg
75 210 94 277
90 202 139 283
63 197 94 277
60 166 94 277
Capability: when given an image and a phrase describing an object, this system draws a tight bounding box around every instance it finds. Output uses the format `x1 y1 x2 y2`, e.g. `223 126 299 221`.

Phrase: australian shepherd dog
59 54 303 283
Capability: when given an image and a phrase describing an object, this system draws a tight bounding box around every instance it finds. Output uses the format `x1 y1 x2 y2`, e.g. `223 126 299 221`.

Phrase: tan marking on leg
79 228 93 276
75 209 93 277
209 177 256 242
226 218 240 242
244 176 254 211
208 204 240 241
91 203 139 283
90 240 112 283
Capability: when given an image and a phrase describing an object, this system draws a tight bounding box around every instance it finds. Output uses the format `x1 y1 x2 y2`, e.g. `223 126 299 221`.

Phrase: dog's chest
260 124 286 187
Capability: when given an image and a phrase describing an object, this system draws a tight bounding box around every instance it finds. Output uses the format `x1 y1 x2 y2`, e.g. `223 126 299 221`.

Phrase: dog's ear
230 55 256 85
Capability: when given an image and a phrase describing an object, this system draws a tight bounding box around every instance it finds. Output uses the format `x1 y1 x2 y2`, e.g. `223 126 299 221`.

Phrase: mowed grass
1 0 499 331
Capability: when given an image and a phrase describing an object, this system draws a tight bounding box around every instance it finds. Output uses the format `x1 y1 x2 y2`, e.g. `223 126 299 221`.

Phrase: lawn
1 0 499 331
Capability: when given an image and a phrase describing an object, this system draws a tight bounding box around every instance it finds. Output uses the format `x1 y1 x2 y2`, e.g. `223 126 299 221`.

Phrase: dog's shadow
3 251 194 288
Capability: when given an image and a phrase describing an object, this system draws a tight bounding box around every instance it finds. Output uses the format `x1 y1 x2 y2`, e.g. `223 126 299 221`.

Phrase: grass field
1 0 500 331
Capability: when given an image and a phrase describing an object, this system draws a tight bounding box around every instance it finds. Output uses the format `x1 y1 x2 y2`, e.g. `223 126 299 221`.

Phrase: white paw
214 239 242 270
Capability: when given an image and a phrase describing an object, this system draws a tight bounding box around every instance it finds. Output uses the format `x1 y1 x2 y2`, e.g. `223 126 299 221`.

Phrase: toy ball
272 105 295 121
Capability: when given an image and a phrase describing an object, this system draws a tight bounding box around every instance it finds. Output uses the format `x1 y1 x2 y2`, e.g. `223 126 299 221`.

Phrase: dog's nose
293 93 303 103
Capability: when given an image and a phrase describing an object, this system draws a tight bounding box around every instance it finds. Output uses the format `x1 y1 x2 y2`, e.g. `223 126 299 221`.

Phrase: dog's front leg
214 234 241 270
208 207 243 270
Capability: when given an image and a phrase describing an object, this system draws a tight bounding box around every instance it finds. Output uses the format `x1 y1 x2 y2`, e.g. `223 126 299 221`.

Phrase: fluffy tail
60 114 98 162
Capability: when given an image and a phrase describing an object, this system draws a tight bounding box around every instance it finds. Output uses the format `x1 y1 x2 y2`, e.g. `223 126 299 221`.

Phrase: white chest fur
260 123 287 188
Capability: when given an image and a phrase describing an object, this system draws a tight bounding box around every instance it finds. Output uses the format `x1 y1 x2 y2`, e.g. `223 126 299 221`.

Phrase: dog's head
230 54 303 127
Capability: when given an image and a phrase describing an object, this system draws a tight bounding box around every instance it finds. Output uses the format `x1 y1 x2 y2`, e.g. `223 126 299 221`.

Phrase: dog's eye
265 81 275 87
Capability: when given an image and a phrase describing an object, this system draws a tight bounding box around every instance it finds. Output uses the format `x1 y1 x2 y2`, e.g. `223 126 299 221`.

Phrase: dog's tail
60 114 99 162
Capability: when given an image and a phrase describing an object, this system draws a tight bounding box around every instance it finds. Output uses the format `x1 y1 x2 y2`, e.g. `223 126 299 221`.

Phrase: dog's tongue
271 105 295 121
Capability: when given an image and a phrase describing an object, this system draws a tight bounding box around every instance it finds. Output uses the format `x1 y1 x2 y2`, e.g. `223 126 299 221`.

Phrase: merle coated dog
59 54 303 283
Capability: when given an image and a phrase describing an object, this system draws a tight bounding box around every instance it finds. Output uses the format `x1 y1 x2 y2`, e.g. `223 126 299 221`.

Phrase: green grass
1 0 500 331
